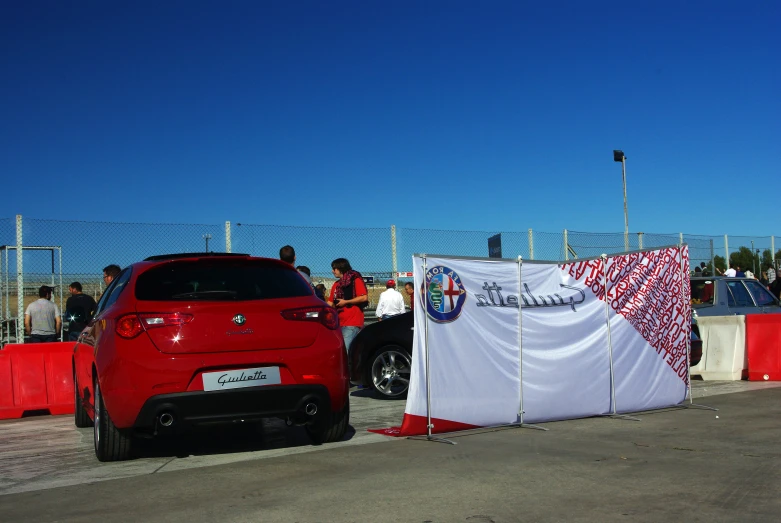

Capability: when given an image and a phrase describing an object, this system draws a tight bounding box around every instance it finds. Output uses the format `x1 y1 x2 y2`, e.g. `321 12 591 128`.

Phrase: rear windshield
135 260 313 301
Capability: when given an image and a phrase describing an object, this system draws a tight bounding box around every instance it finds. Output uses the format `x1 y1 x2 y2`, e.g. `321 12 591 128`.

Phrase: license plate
202 366 281 391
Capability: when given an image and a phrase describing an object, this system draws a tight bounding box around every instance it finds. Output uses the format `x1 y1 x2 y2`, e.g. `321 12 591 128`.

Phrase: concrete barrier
690 316 746 381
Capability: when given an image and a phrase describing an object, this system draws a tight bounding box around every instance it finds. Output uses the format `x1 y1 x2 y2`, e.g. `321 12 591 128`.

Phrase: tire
93 377 132 462
366 345 411 399
306 398 349 444
74 372 92 428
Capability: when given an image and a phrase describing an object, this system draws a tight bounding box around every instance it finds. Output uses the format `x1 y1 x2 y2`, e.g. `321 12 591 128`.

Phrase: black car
349 311 413 399
349 311 702 399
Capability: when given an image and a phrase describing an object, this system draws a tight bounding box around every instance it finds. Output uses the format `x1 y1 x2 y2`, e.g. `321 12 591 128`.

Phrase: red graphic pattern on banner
561 247 691 382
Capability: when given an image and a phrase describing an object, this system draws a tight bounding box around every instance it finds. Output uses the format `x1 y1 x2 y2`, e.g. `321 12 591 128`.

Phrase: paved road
1 380 779 498
1 384 780 522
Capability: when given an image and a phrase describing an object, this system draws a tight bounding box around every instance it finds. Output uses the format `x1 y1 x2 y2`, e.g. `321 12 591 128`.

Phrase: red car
73 253 349 461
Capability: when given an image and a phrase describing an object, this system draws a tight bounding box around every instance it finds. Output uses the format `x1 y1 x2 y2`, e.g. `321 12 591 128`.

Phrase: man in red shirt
327 258 368 355
404 281 414 311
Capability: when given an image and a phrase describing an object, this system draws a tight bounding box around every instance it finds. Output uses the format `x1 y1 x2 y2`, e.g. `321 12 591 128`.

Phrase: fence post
724 235 729 266
16 215 23 344
225 221 232 253
528 228 534 260
638 232 644 250
391 225 397 278
563 229 569 261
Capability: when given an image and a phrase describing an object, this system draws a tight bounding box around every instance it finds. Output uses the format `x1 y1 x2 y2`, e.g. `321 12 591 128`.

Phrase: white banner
380 246 690 437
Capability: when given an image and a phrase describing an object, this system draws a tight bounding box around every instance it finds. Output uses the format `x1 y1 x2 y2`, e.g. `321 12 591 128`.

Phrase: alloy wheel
370 348 411 397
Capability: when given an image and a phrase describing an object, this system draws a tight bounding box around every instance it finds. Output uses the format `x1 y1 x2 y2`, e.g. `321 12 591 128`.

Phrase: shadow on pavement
129 418 356 460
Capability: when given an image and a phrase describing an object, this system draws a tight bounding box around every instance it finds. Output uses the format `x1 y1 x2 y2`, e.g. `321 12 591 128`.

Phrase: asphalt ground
1 381 780 522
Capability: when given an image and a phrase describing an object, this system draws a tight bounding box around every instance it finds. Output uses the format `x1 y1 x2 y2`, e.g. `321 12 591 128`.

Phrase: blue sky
1 1 778 237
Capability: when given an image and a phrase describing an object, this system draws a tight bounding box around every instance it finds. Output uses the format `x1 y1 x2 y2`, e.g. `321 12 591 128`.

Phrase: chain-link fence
2 216 779 282
2 215 780 343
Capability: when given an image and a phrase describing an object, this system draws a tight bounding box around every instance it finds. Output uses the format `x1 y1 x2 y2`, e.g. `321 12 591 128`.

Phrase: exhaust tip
304 403 318 416
159 412 174 427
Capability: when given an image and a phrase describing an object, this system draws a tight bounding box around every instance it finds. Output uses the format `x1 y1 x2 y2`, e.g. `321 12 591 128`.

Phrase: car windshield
135 260 313 301
690 280 715 306
725 280 755 307
744 279 777 307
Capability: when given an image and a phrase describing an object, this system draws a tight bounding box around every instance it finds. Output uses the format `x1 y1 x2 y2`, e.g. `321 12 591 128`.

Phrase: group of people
701 261 781 299
279 245 414 355
24 264 120 343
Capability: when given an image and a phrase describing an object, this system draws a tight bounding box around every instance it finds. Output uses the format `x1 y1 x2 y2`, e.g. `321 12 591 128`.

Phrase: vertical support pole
772 236 776 270
602 254 617 414
16 215 23 344
58 247 63 342
677 243 693 404
563 229 569 261
638 232 644 250
710 239 715 276
225 221 232 253
724 235 729 268
517 256 524 423
422 255 432 439
621 156 629 252
391 225 398 279
528 229 534 260
679 232 683 246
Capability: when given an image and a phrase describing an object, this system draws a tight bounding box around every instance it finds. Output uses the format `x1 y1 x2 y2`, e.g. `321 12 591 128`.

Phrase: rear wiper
170 290 238 299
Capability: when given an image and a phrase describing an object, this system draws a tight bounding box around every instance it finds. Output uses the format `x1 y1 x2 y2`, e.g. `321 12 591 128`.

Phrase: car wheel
367 345 411 399
93 377 132 462
306 399 349 445
73 372 92 428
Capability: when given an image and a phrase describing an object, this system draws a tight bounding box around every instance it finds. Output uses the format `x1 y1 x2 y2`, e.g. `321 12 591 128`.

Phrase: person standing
735 265 745 278
280 245 321 297
103 264 121 286
327 258 368 355
770 276 781 300
24 285 61 343
767 266 776 286
375 279 406 320
404 281 415 311
718 264 737 277
65 282 97 341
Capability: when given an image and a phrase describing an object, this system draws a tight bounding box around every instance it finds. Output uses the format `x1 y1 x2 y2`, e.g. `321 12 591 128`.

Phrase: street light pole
614 150 629 251
203 234 212 252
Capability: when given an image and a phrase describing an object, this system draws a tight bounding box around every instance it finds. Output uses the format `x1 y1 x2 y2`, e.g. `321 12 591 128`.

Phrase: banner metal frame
404 245 698 441
676 244 717 412
407 254 456 445
601 253 641 422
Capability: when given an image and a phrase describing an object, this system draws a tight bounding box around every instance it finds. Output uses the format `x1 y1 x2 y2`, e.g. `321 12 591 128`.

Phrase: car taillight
281 306 340 330
138 313 194 329
116 314 144 339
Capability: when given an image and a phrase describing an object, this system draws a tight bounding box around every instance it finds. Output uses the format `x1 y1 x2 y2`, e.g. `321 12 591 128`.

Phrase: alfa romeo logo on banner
425 265 467 323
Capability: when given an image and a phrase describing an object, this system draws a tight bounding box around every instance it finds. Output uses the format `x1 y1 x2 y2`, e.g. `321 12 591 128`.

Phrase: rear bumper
132 384 334 429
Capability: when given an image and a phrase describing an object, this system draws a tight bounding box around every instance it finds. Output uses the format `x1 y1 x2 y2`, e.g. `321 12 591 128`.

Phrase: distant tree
761 249 774 271
713 255 726 273
730 247 759 274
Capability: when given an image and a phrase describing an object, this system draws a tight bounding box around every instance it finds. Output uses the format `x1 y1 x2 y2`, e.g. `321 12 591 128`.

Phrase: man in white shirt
767 266 776 285
375 280 406 320
719 264 737 277
24 285 61 343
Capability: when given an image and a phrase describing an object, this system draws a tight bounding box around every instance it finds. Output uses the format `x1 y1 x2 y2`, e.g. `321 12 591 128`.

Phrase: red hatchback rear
72 253 349 461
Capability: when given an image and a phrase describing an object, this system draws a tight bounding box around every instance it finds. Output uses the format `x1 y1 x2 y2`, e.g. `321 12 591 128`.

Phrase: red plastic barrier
0 342 76 420
745 315 781 382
